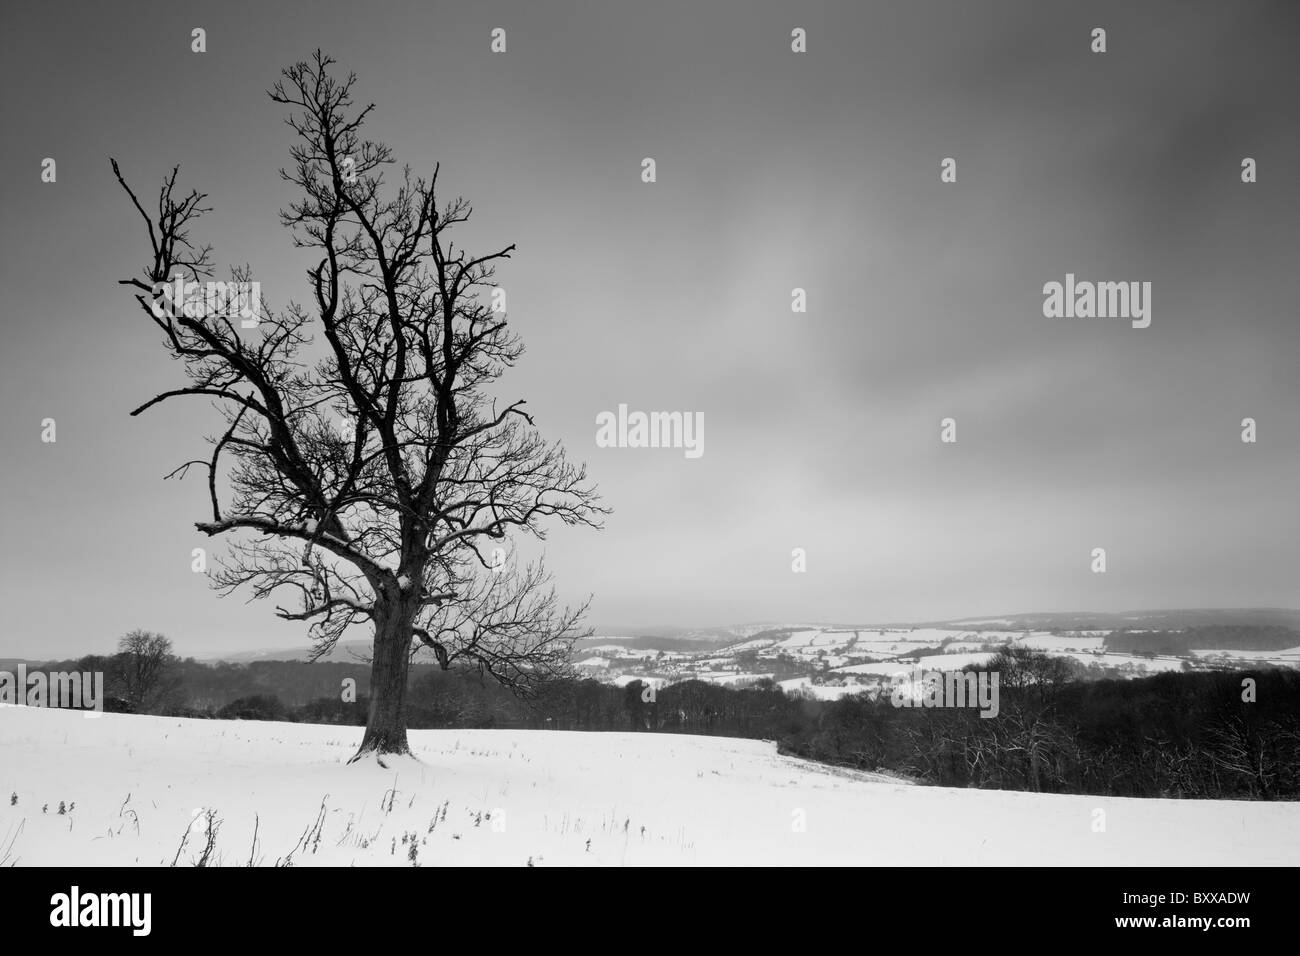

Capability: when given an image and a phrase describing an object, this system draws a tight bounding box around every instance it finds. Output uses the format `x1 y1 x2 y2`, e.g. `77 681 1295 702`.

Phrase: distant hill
573 635 726 654
922 608 1300 632
203 639 377 664
196 608 1300 662
1104 625 1300 655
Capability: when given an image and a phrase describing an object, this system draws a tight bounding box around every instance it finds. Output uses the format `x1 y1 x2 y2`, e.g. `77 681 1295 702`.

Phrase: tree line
45 634 1300 800
781 648 1300 800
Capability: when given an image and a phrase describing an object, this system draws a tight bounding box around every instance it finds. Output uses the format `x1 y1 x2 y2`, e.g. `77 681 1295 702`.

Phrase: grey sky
1 0 1297 658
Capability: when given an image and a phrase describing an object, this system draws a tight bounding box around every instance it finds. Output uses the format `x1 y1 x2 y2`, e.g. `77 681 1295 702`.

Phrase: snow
608 674 669 689
912 652 999 670
697 672 774 687
833 662 910 677
775 629 833 650
943 641 996 652
720 638 777 652
882 628 978 645
2 708 1297 866
1017 632 1107 652
1067 653 1186 673
832 650 993 671
582 645 662 659
853 629 967 648
1191 647 1300 665
778 678 869 701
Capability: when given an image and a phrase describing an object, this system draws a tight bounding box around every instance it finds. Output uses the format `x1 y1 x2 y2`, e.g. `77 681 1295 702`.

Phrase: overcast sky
1 0 1297 658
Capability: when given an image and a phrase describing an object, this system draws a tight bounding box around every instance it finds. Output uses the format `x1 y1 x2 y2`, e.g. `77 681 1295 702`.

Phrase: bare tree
116 630 174 712
112 51 605 762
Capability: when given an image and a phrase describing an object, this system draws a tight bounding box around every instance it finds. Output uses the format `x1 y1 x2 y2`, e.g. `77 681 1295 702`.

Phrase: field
2 707 1297 866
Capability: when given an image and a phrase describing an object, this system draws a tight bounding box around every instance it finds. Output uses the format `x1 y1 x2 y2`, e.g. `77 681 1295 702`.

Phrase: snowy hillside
1 707 1296 866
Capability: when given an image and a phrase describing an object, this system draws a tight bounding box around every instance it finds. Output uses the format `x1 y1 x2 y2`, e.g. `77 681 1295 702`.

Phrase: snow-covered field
722 637 777 652
581 645 667 660
2 708 1296 866
778 677 866 701
1066 653 1187 673
696 671 775 686
775 629 838 651
1018 633 1108 652
1192 646 1300 665
835 652 1000 676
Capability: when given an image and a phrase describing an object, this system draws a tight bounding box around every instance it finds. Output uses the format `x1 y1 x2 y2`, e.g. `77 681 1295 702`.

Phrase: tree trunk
352 603 415 763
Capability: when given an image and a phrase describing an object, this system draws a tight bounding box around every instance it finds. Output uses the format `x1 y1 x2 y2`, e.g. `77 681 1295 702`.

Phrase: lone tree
116 630 174 712
112 52 605 763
